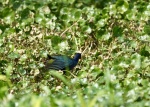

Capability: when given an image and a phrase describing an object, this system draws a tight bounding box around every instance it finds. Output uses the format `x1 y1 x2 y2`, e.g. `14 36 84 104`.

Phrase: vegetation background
0 0 150 107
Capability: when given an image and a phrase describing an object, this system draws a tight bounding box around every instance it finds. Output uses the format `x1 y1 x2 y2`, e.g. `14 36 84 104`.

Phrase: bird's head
74 53 81 61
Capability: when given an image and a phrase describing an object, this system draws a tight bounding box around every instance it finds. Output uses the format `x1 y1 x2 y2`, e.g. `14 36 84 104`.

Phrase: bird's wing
46 55 73 70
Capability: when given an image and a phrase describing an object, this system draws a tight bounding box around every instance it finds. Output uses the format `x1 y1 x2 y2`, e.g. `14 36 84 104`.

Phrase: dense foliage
0 0 150 107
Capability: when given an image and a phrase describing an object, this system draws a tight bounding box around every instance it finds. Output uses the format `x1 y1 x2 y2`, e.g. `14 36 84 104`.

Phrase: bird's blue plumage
45 53 81 71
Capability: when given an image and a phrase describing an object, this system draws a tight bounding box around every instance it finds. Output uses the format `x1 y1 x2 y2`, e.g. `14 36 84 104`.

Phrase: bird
44 53 81 71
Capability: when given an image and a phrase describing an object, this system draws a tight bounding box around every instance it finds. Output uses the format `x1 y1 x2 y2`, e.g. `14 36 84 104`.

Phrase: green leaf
116 0 129 14
35 14 44 24
61 14 69 21
0 24 9 33
77 91 86 107
17 66 26 75
102 33 111 41
20 8 30 19
0 75 11 87
126 10 136 20
96 19 106 28
95 29 105 39
0 60 8 67
140 46 150 57
3 8 15 24
113 26 123 37
74 10 82 19
4 64 13 76
131 53 141 69
8 52 20 59
49 70 70 86
50 36 64 47
144 25 150 34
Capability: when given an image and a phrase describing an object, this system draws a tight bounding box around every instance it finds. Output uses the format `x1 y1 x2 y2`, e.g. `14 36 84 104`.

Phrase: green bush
0 0 150 107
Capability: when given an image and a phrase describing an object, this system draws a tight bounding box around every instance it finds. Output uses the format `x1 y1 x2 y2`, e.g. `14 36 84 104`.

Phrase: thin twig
60 20 79 37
